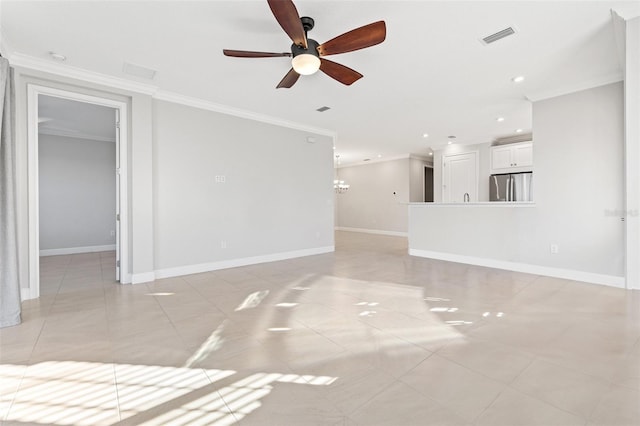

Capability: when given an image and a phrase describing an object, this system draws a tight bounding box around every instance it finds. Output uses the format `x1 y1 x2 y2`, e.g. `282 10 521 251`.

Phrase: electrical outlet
550 244 559 254
215 175 226 183
221 240 227 249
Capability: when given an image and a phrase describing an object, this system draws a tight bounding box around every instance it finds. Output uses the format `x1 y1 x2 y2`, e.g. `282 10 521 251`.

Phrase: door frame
441 151 479 203
26 84 130 299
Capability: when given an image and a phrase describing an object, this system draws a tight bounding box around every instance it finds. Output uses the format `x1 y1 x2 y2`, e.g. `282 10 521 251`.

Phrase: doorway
442 151 478 203
424 166 434 202
26 85 129 300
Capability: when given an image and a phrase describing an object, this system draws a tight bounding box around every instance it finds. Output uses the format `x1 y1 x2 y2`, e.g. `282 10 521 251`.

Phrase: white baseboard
409 249 625 289
39 244 116 256
335 227 408 237
130 272 155 285
150 246 335 281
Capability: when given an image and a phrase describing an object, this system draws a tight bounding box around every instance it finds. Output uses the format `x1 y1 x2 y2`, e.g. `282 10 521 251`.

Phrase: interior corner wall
520 82 624 276
151 99 334 273
624 16 640 289
38 134 116 252
336 158 410 234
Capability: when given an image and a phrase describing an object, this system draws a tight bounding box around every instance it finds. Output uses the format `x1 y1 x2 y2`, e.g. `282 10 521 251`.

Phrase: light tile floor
1 231 639 425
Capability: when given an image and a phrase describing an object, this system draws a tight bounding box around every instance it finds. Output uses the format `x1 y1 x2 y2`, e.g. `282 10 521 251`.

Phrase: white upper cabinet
490 141 533 173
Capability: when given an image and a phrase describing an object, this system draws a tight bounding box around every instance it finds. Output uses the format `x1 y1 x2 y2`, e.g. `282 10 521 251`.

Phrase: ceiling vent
481 27 516 45
122 62 157 80
316 106 331 112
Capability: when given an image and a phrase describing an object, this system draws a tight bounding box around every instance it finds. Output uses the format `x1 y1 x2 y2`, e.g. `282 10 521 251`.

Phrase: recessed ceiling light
512 75 525 83
377 154 382 158
49 52 66 61
496 117 505 122
428 152 433 156
515 128 523 133
423 133 429 138
333 146 336 150
447 141 453 145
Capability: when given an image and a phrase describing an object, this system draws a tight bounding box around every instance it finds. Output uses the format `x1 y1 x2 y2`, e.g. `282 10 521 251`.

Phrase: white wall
433 142 491 202
38 134 116 252
409 157 430 202
410 82 625 285
14 66 335 295
152 100 334 273
335 158 411 234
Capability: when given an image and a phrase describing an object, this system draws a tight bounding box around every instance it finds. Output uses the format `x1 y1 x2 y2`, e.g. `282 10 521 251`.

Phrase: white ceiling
2 1 638 165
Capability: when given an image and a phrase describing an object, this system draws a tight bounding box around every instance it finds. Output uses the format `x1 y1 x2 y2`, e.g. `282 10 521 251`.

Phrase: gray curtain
0 56 21 328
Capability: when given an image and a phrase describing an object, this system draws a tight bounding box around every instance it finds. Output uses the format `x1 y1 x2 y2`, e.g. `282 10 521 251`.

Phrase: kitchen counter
410 202 535 207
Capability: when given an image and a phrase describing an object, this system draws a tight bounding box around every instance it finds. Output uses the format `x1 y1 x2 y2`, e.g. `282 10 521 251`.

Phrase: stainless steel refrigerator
489 172 533 202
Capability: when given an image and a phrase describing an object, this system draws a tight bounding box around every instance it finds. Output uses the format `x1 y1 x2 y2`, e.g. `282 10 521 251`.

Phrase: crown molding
336 154 412 168
525 71 623 102
154 90 336 139
612 5 640 20
9 52 337 140
8 53 158 95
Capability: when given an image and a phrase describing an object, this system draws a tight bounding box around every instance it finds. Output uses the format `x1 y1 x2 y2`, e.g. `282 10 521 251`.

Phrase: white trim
11 53 157 95
335 227 408 237
336 154 411 169
11 53 338 144
409 249 625 288
131 272 156 285
26 85 130 300
525 72 623 102
154 90 336 138
39 128 116 143
611 5 640 21
40 245 116 256
26 87 40 300
152 246 335 281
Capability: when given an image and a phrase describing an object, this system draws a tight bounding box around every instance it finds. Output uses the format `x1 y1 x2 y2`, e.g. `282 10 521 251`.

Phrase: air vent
481 27 516 45
122 62 157 80
316 106 331 112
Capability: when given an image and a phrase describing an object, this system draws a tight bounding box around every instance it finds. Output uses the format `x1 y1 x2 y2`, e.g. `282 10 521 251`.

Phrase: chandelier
334 179 350 193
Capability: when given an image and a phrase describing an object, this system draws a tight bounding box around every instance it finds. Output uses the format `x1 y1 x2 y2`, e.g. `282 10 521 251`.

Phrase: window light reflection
2 361 337 426
275 302 298 308
430 307 458 313
424 297 451 302
446 320 473 326
234 290 269 311
184 321 226 368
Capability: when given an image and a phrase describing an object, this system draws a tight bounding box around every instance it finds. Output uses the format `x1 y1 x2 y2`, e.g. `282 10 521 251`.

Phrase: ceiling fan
223 0 386 89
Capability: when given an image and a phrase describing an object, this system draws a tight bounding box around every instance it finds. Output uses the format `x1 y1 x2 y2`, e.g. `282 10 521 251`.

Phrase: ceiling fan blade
319 58 363 86
267 0 307 48
223 49 291 58
318 21 386 56
276 68 300 89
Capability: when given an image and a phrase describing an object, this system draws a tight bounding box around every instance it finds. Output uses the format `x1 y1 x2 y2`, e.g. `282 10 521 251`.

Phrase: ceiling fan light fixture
292 54 320 75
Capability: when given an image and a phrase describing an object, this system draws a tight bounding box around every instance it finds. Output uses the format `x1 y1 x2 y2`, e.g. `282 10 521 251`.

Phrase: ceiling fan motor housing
291 38 320 58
